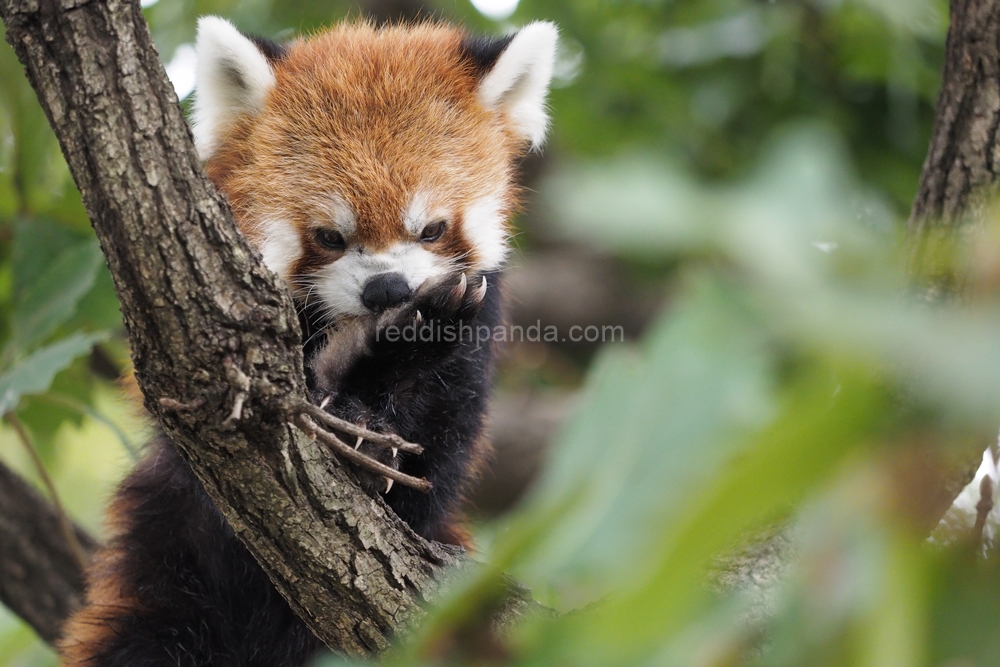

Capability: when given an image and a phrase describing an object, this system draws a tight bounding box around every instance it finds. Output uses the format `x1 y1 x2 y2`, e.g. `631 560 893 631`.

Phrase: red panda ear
192 17 285 160
461 33 515 77
465 22 558 150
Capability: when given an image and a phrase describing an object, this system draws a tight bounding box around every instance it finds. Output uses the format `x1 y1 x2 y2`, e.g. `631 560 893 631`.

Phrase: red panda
57 17 557 667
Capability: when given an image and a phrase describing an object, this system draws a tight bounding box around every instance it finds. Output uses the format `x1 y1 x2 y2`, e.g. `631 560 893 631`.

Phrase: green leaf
10 239 104 353
517 367 890 667
71 266 125 333
17 356 101 461
0 332 108 415
730 477 931 667
928 552 1000 665
33 392 138 460
509 277 777 604
10 217 84 300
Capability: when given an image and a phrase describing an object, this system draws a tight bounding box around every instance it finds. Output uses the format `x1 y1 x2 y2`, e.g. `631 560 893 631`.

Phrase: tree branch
0 0 534 655
6 412 91 574
0 458 97 645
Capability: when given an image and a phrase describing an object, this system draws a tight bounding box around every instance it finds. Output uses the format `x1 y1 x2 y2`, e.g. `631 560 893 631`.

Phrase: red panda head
192 18 558 320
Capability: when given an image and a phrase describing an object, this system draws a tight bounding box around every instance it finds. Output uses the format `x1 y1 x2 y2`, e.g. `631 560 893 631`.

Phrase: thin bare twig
223 359 251 427
5 412 91 573
293 414 432 493
159 396 206 413
292 399 423 455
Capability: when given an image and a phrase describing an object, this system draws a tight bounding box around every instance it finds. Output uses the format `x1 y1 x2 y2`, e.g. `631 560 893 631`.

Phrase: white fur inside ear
477 21 558 149
192 16 276 159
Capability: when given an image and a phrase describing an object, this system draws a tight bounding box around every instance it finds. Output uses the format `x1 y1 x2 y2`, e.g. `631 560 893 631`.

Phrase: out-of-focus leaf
853 0 945 39
748 472 930 667
11 217 87 300
516 367 889 667
9 239 103 353
0 48 83 224
542 154 711 255
71 267 125 333
504 276 776 607
547 123 1000 427
0 331 107 415
754 278 1000 425
927 551 1000 665
862 541 926 667
36 392 137 460
16 350 114 459
0 94 15 221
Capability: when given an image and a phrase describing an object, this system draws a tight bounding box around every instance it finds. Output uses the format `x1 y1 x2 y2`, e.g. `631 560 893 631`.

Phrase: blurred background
10 0 1000 665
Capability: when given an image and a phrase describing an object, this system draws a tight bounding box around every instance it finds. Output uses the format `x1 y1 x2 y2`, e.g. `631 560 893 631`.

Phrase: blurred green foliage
7 0 1000 665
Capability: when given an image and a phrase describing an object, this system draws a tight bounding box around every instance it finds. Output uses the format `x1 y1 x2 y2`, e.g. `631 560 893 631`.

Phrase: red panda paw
324 406 405 497
305 393 411 495
352 434 403 496
376 272 489 337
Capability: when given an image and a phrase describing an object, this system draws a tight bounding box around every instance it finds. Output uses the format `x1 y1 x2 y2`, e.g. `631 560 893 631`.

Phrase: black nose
362 273 412 312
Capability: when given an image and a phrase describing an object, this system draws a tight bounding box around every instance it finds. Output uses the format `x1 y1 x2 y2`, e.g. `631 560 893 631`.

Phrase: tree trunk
0 0 539 655
910 0 1000 227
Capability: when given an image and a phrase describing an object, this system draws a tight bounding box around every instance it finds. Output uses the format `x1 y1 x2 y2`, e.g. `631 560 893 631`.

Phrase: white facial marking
477 21 559 149
258 218 302 280
464 193 509 271
192 16 277 160
391 243 451 288
315 194 356 235
403 191 450 236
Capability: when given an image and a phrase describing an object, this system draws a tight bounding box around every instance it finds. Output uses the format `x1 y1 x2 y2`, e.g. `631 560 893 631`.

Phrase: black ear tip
460 33 515 77
243 32 288 65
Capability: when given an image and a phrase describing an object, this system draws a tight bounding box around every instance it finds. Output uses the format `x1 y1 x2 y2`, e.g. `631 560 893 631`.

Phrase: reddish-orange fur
59 491 146 666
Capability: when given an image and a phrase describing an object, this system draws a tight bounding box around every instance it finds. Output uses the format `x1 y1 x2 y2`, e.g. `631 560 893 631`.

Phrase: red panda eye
315 228 346 251
420 220 446 243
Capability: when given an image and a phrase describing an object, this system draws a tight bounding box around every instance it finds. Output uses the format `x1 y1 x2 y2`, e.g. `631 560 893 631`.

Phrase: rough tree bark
0 458 96 644
910 0 1000 227
0 0 536 656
